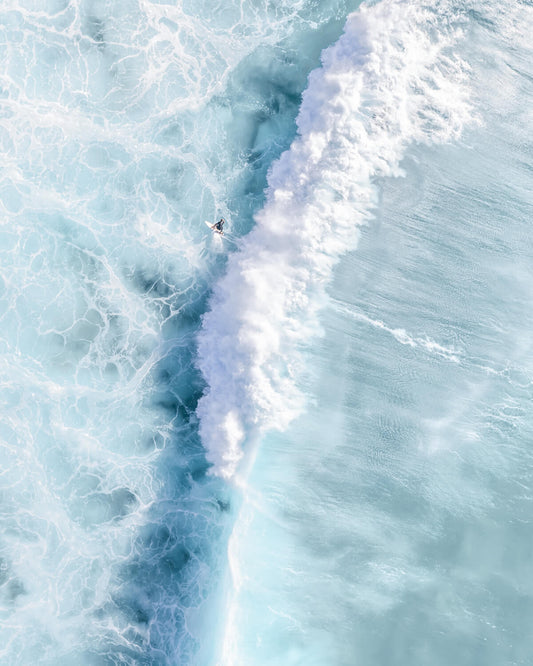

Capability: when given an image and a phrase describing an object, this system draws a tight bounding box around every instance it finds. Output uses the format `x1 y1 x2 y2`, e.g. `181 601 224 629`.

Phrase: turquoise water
0 1 354 662
1 0 532 664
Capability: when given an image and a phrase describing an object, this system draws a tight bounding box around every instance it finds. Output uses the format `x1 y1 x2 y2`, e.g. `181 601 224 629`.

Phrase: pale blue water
0 1 532 665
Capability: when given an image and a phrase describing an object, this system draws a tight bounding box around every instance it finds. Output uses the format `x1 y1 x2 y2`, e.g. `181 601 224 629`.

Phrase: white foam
197 0 474 480
333 301 462 363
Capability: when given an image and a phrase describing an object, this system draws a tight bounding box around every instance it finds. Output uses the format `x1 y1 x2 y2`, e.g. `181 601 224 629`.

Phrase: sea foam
0 1 354 662
197 0 474 479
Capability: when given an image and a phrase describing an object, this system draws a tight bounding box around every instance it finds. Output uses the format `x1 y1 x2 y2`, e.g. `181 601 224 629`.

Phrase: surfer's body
212 218 225 235
203 218 238 246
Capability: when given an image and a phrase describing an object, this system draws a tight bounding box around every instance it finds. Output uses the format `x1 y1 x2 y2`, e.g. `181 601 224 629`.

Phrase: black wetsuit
214 218 225 233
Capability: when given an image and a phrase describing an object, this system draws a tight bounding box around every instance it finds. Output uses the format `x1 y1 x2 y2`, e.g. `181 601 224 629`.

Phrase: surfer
212 218 225 234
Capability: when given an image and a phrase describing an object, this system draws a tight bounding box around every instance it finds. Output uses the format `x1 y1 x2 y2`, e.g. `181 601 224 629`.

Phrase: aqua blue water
1 0 532 664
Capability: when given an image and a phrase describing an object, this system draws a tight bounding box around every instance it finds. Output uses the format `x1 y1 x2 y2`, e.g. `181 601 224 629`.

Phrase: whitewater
1 0 532 665
197 0 473 478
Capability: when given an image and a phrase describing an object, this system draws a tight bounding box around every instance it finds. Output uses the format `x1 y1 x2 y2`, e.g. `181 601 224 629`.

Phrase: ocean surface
0 0 532 664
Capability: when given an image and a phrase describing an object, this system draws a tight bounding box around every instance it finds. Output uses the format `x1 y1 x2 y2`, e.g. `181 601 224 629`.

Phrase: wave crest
197 0 473 479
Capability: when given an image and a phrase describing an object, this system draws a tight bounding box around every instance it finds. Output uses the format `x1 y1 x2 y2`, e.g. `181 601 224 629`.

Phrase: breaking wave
197 0 474 479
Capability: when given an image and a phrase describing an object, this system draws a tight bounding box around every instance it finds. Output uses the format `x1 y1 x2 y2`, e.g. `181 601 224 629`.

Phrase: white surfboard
203 220 240 248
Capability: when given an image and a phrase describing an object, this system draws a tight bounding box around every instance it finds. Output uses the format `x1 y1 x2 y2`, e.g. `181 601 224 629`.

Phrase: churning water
0 0 532 664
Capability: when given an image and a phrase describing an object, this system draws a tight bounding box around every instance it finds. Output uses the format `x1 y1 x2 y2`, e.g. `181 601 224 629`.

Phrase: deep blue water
0 1 532 664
